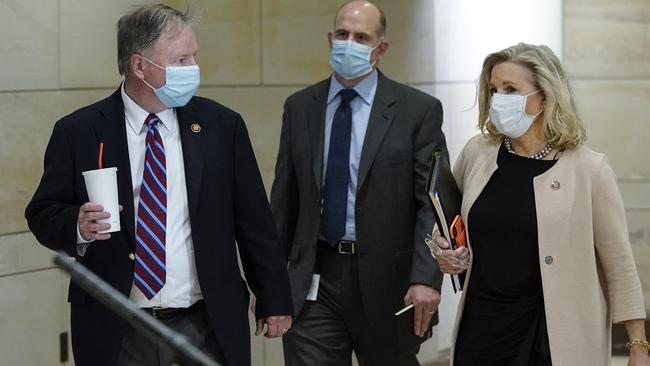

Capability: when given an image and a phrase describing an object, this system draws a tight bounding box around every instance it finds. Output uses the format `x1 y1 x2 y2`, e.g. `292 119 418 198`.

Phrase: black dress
454 144 556 366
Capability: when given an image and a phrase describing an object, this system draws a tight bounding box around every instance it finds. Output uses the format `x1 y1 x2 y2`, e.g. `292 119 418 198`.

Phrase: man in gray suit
270 1 448 365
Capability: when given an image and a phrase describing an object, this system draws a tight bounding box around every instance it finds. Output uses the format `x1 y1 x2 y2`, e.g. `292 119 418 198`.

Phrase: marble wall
1 0 648 365
565 0 650 308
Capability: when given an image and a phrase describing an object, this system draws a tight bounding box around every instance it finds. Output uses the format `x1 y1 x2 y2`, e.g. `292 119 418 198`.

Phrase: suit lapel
357 74 396 191
176 104 205 218
307 80 330 193
94 88 136 246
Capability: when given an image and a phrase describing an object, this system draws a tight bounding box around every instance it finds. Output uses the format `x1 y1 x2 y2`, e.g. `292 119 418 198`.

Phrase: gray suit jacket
270 71 446 351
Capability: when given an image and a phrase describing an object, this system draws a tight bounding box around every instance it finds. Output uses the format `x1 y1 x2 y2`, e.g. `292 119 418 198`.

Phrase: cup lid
82 167 118 175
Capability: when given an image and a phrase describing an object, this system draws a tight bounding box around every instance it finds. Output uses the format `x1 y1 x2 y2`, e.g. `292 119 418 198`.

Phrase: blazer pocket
288 244 301 263
394 249 414 272
374 152 411 169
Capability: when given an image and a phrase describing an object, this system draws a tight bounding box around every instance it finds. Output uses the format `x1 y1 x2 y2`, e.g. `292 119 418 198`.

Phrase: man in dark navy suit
25 4 292 366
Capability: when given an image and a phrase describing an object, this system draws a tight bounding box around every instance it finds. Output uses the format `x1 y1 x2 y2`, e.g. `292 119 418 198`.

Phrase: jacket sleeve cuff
76 221 94 256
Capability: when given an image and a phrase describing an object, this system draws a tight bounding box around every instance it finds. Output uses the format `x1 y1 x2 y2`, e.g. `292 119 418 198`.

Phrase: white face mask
489 90 543 138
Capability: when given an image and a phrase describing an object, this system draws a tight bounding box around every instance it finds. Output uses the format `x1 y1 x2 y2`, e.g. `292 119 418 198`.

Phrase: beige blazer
448 134 646 366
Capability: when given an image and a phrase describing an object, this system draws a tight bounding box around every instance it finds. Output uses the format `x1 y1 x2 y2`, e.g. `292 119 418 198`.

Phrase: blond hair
478 43 586 149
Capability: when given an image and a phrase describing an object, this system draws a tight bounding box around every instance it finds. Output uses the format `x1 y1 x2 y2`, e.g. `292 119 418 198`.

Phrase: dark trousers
283 246 420 366
455 356 552 366
117 302 226 366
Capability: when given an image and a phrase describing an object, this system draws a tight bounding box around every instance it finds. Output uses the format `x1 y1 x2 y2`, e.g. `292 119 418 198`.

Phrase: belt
318 240 357 255
141 300 204 320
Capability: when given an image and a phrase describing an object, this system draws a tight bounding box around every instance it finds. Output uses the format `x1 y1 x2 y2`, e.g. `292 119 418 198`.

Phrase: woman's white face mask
489 90 543 138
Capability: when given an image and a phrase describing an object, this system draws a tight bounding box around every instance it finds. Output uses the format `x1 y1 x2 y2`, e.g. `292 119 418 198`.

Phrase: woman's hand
623 319 650 366
427 229 469 275
628 347 650 366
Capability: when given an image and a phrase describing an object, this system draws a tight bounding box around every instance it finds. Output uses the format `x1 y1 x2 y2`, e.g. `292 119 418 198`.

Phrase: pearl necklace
504 137 554 160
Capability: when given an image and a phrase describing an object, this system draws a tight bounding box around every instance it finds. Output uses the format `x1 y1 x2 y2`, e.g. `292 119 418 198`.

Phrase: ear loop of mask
141 55 166 70
368 40 383 69
526 89 544 117
139 55 166 90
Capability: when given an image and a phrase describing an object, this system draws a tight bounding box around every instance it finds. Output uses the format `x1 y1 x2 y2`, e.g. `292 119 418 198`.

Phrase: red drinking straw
98 142 104 169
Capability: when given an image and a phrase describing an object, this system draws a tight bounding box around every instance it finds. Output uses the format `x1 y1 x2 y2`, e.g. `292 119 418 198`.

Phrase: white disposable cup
82 167 121 233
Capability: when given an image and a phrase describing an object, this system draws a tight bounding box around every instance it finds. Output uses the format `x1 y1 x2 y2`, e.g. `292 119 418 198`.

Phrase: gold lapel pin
191 123 201 134
551 180 561 190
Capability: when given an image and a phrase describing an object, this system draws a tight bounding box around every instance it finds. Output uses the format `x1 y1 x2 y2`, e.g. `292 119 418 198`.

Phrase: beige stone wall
564 0 650 312
1 0 648 364
0 0 439 364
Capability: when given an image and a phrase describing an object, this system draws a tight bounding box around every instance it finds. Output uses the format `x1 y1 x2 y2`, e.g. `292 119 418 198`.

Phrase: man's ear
130 54 145 80
375 39 390 60
327 32 333 49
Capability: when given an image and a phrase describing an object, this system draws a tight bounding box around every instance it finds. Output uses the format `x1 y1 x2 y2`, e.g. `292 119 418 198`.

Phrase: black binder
426 150 465 292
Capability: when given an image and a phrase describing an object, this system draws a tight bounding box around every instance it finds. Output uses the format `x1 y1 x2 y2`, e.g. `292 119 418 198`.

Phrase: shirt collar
120 82 176 135
327 69 378 106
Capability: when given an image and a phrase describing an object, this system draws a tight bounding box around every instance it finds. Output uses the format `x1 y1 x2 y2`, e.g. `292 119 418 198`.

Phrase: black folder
426 150 465 292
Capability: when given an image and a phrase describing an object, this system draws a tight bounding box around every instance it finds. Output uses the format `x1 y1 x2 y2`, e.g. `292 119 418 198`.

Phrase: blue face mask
329 40 379 80
142 56 200 108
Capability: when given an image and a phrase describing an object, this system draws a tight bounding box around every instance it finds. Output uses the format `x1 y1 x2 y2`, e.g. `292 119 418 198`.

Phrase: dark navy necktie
321 89 358 246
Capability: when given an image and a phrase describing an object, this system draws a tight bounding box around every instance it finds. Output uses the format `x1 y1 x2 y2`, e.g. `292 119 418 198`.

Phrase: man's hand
403 284 441 337
255 315 292 338
250 295 293 338
78 202 120 241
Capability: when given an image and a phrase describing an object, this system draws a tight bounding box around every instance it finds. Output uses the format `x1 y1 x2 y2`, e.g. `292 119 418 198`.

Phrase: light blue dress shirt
323 69 378 241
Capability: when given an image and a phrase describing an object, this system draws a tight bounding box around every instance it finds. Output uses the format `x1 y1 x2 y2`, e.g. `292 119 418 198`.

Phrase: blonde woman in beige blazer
431 43 649 366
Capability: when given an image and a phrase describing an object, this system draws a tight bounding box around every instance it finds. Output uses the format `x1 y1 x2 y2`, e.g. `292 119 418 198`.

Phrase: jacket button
128 253 135 261
544 256 553 265
551 180 560 190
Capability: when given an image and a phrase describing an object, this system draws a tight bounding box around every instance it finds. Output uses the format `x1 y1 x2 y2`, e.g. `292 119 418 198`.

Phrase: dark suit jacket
270 71 446 351
25 88 293 366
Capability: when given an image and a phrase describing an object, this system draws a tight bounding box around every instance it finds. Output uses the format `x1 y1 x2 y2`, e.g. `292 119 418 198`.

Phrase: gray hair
116 4 194 75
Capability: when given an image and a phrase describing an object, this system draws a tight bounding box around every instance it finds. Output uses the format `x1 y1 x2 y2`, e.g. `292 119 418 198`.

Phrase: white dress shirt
120 84 203 308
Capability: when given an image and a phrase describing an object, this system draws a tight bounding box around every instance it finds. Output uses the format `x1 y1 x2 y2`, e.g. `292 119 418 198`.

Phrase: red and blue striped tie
134 114 167 299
